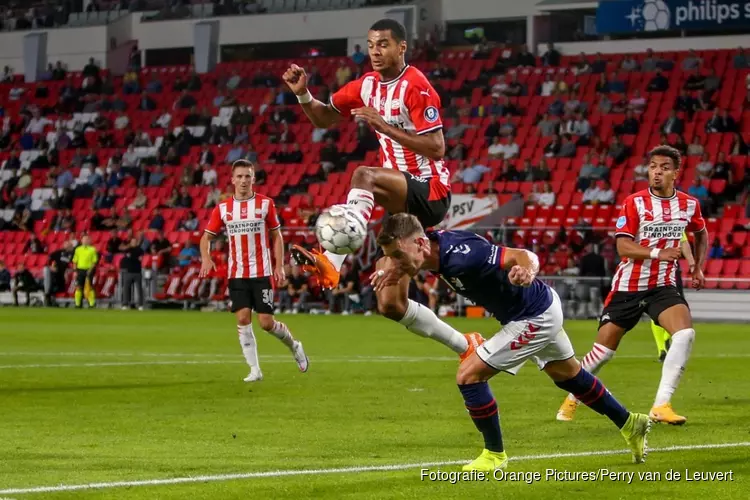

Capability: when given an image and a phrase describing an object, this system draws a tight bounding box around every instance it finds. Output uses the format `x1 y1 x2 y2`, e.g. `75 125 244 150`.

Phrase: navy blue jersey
428 230 552 324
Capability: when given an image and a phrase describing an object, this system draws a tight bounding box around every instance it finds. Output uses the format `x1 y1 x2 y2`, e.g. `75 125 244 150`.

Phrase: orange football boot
291 245 341 289
460 332 486 362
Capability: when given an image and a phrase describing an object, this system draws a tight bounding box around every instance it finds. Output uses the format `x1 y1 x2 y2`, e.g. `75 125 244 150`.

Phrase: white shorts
477 289 575 374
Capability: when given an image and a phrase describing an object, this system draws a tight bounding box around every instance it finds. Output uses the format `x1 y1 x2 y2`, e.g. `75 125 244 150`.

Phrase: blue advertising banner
597 0 750 34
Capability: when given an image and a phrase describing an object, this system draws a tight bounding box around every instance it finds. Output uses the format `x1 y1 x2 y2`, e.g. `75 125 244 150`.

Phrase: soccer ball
642 0 670 31
315 205 367 255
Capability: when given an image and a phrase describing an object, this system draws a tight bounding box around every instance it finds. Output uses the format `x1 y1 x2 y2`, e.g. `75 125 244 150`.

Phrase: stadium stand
1 42 749 308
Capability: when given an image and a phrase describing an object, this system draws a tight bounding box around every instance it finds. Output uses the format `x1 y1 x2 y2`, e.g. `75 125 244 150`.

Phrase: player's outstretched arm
199 232 216 278
616 236 681 262
501 248 540 287
283 64 341 129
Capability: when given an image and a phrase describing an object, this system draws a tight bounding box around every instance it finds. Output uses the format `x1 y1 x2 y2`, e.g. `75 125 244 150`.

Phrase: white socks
654 328 695 407
237 324 260 371
325 189 375 271
566 343 616 403
399 299 468 354
268 320 295 349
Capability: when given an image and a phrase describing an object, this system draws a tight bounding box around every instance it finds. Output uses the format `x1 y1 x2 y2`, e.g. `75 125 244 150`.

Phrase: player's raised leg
292 167 408 288
235 307 262 382
650 304 695 425
257 313 309 373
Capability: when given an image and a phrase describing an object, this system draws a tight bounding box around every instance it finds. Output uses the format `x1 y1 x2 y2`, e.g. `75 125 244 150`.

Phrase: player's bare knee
257 315 275 332
236 310 252 326
456 361 484 385
351 166 376 191
378 299 407 322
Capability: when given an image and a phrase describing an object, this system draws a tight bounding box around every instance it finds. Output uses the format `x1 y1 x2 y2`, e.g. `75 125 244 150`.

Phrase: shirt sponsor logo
488 245 499 264
424 106 439 123
226 220 264 235
641 222 686 240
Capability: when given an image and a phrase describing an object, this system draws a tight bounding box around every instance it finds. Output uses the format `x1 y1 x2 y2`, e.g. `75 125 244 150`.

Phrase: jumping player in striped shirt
199 160 309 382
283 19 476 360
557 145 708 425
372 214 650 471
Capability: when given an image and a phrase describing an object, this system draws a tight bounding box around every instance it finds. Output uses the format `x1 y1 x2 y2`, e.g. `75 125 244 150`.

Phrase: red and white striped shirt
330 65 450 200
204 194 280 279
611 189 706 292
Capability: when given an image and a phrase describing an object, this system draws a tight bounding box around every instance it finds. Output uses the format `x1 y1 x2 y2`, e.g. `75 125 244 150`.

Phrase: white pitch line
1 441 748 495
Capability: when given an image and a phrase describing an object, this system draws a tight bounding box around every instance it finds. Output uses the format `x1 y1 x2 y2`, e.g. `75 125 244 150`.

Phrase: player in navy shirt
373 214 651 472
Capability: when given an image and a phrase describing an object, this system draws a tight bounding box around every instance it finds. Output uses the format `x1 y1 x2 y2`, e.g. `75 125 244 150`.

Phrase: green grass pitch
0 309 748 499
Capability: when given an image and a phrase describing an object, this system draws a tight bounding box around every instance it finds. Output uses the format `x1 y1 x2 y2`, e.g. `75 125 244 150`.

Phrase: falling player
199 160 309 382
282 19 477 359
652 230 695 361
557 145 708 425
372 214 650 471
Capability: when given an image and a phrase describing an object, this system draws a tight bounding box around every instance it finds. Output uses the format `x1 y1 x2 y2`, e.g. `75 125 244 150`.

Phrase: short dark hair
231 159 255 173
376 213 424 247
648 145 681 169
369 19 407 43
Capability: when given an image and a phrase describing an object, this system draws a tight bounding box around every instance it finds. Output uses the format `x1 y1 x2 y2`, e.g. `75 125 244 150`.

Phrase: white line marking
0 352 748 370
1 441 748 495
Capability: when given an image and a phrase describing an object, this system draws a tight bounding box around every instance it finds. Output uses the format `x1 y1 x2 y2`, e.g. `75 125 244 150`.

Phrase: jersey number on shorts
262 289 274 307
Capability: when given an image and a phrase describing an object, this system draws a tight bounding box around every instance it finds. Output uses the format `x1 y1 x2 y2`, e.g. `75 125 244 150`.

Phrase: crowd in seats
1 42 750 311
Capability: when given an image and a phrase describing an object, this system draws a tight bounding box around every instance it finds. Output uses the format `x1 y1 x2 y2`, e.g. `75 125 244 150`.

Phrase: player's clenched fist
508 265 534 287
282 64 308 96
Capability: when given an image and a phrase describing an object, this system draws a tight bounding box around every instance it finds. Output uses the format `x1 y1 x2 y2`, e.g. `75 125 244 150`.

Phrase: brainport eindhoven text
420 468 735 484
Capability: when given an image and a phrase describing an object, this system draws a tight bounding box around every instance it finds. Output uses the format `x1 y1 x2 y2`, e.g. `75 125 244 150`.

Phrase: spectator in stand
531 158 552 182
733 47 750 68
730 132 749 155
688 177 710 215
633 156 649 181
582 183 602 204
674 89 698 119
105 229 126 262
327 262 359 314
175 187 193 208
336 62 352 87
12 263 39 307
723 233 741 259
149 208 165 231
90 207 115 231
278 265 310 314
681 49 702 71
351 44 367 66
597 180 616 204
151 234 172 268
536 113 560 137
514 44 536 67
205 188 222 208
24 234 46 254
225 143 245 163
120 237 145 311
544 134 562 157
178 241 199 267
146 165 165 187
577 152 608 191
179 211 200 232
25 110 51 134
484 116 502 142
539 74 556 97
661 109 684 135
696 152 714 180
152 110 172 129
616 110 640 135
122 68 140 94
588 52 607 73
497 160 521 182
703 69 722 100
558 134 577 158
672 135 688 156
647 68 669 92
712 152 736 199
547 94 565 116
498 134 519 159
145 74 163 94
0 261 11 292
572 52 591 75
451 161 491 184
530 182 556 207
708 236 724 259
202 164 218 186
198 144 215 166
138 90 156 111
2 66 13 82
687 136 704 156
487 136 504 158
542 42 561 66
93 187 116 209
621 55 639 72
128 188 148 210
628 89 647 113
174 89 197 110
607 136 629 165
706 109 737 133
472 38 491 60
